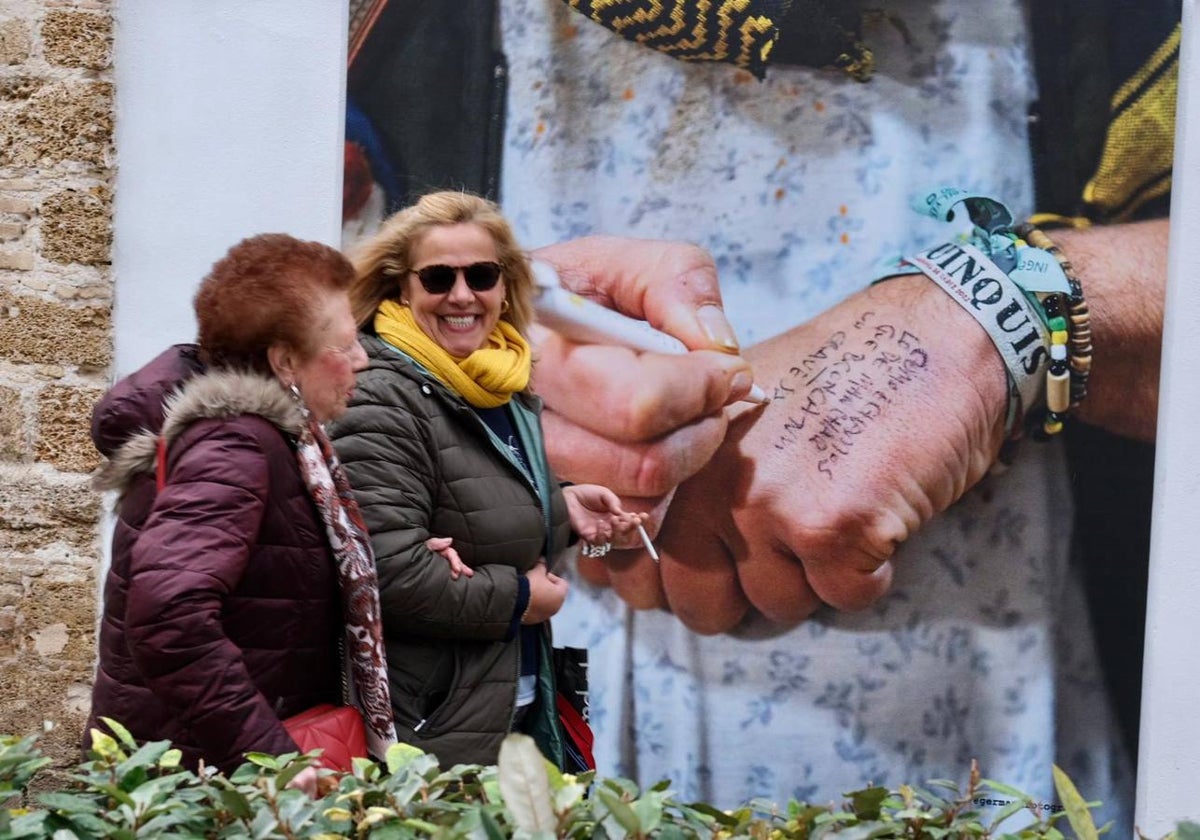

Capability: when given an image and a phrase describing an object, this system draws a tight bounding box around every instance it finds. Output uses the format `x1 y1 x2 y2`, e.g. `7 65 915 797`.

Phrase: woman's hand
563 483 649 549
286 765 321 798
523 560 569 623
425 536 474 579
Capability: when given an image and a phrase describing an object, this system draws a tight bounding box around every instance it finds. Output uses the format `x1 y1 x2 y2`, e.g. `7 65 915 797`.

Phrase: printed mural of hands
529 238 1005 620
530 222 1165 632
527 236 759 600
623 273 1013 632
528 237 1016 629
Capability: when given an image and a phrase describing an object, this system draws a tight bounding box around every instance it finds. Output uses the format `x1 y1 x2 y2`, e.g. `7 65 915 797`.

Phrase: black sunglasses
410 261 503 295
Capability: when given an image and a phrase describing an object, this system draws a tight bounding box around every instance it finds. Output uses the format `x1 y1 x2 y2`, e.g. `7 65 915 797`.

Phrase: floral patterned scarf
294 416 396 758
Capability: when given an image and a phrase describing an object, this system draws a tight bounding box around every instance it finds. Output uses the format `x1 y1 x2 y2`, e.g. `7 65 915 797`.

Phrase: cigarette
532 260 771 406
636 523 660 562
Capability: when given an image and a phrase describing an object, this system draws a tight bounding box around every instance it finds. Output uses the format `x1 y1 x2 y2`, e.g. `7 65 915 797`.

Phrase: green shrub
0 721 1161 839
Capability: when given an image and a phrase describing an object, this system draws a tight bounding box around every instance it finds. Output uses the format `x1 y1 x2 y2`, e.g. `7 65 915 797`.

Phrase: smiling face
403 223 507 358
286 290 368 423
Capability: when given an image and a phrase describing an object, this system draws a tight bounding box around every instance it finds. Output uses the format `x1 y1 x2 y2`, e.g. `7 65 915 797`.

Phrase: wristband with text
876 188 1082 440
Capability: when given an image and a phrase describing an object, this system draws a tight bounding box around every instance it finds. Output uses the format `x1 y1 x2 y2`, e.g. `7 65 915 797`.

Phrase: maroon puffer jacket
86 349 341 772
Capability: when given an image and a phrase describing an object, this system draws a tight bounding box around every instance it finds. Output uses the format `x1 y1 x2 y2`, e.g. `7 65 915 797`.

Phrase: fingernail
697 305 740 352
731 370 753 396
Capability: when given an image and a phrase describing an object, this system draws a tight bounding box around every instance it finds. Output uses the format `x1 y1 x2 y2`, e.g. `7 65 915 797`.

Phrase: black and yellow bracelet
1015 223 1092 438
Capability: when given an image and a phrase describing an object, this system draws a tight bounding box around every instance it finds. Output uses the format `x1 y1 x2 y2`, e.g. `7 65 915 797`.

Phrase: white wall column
1136 0 1200 833
112 0 347 376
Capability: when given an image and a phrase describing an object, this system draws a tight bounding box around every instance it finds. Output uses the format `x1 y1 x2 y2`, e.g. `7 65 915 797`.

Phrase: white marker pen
530 260 770 404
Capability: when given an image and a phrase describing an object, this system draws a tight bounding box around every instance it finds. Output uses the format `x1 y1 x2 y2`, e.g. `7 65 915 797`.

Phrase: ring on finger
581 541 612 559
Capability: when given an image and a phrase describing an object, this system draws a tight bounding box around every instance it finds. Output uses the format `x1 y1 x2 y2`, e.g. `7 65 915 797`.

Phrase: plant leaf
1177 821 1200 840
34 792 97 813
598 787 642 836
98 718 138 750
115 739 173 783
496 734 555 832
846 786 888 820
275 757 309 790
87 729 122 762
827 820 898 840
1052 765 1098 840
981 778 1034 801
219 788 252 819
479 808 507 840
632 794 664 834
687 801 739 827
989 796 1032 830
243 752 279 770
553 780 586 813
251 806 279 839
385 742 426 775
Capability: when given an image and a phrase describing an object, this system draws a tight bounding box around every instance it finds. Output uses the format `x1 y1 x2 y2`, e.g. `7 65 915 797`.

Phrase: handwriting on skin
770 311 928 478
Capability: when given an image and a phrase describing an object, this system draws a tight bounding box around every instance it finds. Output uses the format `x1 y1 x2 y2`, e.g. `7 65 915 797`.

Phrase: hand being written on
599 276 1011 632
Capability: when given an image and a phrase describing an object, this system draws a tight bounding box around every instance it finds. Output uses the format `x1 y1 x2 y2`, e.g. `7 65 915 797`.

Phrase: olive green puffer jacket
329 333 572 768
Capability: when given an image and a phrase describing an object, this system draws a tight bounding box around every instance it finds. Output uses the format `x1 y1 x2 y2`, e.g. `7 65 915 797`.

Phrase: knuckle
631 448 676 497
702 366 733 409
675 600 744 635
612 388 662 440
671 243 718 277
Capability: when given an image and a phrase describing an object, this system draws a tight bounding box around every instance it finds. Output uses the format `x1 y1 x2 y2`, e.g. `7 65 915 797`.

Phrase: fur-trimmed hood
95 369 305 494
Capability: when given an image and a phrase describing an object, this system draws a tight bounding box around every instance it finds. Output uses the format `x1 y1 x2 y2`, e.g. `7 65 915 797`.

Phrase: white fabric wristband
906 240 1050 417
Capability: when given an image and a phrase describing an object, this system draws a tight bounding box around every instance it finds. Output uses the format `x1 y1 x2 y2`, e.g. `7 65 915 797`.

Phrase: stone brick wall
0 0 114 771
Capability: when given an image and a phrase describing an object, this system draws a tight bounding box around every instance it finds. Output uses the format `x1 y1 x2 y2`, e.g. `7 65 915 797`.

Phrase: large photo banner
340 1 1180 834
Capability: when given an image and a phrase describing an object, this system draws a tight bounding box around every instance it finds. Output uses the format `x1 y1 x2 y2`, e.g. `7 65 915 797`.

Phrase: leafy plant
0 721 1144 839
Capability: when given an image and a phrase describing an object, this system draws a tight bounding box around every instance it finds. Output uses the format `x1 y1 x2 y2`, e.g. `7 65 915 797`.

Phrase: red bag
282 703 368 772
552 647 595 772
555 692 595 771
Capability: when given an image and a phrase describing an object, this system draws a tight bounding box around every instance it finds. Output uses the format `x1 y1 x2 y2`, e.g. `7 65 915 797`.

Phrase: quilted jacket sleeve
331 369 521 642
90 344 204 457
124 419 296 770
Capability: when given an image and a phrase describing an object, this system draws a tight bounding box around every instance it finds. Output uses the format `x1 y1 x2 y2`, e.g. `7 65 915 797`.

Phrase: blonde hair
349 191 534 336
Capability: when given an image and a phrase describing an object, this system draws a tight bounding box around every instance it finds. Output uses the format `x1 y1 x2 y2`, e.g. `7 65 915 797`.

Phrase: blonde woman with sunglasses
329 191 644 770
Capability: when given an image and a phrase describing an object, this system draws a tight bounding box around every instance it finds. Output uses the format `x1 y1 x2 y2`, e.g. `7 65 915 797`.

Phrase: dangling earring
286 381 311 421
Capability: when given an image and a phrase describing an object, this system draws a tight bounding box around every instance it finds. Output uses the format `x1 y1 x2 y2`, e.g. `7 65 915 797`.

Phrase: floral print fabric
499 0 1132 829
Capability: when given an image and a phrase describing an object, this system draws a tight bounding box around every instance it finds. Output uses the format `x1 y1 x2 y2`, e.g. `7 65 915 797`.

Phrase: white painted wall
1136 0 1200 833
111 0 348 377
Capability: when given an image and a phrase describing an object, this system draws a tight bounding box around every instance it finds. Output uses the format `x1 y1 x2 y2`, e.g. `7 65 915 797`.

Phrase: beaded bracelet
879 188 1090 442
1014 223 1092 438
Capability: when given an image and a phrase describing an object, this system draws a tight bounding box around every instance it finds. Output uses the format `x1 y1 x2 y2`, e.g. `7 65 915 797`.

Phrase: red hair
194 233 355 373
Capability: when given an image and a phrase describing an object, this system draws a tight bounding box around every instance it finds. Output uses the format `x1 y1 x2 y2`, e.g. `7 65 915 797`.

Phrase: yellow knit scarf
374 298 531 408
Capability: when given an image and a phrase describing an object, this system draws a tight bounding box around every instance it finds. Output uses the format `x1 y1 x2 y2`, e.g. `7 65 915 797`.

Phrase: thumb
532 236 741 353
595 486 624 513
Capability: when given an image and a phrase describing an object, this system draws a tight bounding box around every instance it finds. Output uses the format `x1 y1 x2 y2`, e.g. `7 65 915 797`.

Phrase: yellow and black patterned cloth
1027 4 1179 225
563 0 872 80
1082 23 1179 222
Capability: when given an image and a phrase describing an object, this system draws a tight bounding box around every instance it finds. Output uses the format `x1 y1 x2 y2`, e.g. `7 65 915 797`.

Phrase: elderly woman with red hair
86 234 393 793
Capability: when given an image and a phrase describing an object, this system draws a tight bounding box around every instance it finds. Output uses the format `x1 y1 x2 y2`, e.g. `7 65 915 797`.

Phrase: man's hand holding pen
530 236 1010 634
527 236 760 594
